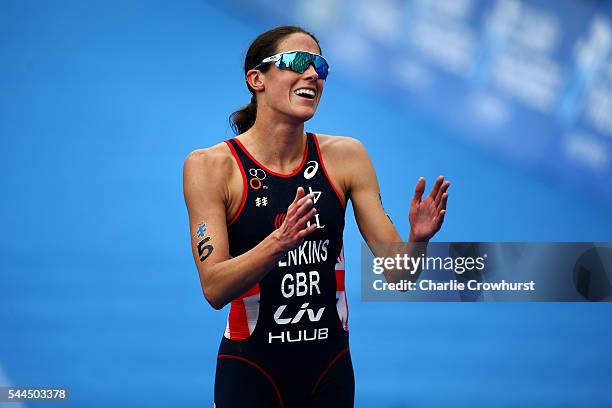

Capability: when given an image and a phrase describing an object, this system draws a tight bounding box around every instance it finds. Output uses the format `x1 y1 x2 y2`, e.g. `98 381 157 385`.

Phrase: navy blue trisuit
214 132 354 407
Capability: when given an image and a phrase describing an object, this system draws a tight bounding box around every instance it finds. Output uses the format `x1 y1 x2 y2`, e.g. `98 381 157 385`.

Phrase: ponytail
229 95 257 135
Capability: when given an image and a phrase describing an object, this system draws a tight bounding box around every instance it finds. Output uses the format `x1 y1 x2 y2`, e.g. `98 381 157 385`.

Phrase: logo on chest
255 197 268 207
274 212 286 229
303 160 319 179
249 168 268 190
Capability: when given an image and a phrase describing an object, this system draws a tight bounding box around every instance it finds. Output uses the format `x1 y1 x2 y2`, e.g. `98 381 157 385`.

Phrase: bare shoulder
314 133 369 161
184 141 234 173
183 141 238 201
313 134 371 201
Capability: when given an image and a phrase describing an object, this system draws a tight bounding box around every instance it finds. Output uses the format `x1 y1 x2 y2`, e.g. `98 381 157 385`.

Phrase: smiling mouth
293 88 316 99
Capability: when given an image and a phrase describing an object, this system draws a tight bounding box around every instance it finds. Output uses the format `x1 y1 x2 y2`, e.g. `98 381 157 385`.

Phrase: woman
183 25 449 408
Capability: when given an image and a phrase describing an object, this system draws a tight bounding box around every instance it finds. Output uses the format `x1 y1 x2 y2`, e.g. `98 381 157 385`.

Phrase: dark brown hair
229 25 322 135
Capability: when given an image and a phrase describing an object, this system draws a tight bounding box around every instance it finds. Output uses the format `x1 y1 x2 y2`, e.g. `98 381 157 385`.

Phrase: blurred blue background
1 0 611 406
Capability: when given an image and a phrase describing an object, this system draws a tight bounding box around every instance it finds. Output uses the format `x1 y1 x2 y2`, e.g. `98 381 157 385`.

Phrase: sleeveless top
214 133 352 408
221 132 349 348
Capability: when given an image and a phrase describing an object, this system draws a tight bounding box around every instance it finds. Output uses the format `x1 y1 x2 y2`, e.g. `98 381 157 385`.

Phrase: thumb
294 186 305 204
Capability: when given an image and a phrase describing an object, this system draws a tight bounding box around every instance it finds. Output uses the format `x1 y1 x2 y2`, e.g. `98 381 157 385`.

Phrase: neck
239 109 307 172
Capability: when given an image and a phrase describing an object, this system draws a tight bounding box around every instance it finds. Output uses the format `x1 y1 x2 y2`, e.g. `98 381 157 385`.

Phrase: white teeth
294 88 316 98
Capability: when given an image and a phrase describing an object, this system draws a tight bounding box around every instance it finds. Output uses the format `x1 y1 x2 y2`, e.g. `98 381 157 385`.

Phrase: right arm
183 148 317 310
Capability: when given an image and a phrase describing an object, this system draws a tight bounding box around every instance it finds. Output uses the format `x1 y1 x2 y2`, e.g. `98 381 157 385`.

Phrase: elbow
198 265 228 310
202 284 227 311
208 299 225 311
204 292 225 311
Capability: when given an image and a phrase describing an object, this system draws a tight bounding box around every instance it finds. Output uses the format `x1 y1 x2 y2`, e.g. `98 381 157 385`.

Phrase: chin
292 106 317 122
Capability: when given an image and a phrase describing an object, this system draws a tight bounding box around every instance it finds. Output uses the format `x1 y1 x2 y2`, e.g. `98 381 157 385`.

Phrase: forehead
276 32 321 54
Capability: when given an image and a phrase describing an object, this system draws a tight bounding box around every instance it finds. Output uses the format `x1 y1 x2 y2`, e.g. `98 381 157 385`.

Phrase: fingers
293 186 305 203
295 207 317 230
295 223 318 241
435 181 450 204
288 189 312 217
412 177 426 204
278 189 318 251
289 206 317 245
436 209 446 230
428 176 444 201
289 200 315 235
289 187 305 209
284 190 316 233
436 192 448 213
292 194 314 219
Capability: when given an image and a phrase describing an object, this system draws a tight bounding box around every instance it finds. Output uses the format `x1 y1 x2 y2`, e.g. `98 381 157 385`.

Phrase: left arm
339 138 450 283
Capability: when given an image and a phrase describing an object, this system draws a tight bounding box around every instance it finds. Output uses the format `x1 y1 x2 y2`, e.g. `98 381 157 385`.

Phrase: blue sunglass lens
313 57 329 79
278 52 329 79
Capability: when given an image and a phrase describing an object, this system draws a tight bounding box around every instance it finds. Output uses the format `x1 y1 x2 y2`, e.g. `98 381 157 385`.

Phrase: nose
303 63 319 80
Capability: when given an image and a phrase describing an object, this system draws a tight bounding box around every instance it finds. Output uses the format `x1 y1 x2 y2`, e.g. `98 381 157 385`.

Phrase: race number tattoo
194 222 214 262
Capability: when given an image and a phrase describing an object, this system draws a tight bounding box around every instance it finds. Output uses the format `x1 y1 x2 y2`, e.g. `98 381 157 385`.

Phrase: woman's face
258 32 325 123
